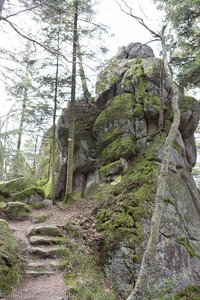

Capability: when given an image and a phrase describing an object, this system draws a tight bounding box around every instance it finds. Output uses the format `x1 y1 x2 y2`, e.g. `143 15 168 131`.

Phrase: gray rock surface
52 42 200 298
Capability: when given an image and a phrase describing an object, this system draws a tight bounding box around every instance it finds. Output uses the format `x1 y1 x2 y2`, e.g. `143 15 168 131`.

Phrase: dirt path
1 200 98 300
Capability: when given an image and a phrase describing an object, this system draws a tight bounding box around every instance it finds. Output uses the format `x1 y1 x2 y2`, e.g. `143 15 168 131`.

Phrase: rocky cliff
55 43 200 298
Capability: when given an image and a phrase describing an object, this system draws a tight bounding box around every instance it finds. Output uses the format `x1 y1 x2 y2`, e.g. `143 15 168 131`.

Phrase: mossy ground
59 221 119 300
0 220 22 296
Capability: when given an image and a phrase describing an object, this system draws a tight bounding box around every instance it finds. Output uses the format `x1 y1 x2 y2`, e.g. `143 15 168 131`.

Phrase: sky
0 0 163 117
96 0 162 57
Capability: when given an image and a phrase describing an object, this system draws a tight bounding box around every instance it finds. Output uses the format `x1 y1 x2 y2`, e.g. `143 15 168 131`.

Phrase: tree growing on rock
115 1 182 299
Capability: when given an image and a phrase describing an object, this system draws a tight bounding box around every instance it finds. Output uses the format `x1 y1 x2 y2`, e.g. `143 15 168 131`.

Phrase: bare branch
115 0 161 40
0 16 72 63
4 5 41 19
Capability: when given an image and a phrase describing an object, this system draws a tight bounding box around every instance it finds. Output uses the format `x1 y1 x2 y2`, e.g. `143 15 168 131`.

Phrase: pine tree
154 0 200 88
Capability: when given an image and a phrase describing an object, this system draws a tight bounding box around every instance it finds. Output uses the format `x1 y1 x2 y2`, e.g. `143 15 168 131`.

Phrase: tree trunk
32 130 39 175
77 39 92 102
17 86 27 150
158 58 165 130
127 31 181 300
0 0 5 17
51 28 60 205
65 0 78 197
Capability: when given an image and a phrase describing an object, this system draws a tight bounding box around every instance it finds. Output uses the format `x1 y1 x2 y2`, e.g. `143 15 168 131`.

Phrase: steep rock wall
55 42 200 298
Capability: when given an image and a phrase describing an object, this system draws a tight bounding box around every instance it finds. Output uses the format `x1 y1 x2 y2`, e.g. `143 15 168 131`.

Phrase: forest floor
1 199 100 300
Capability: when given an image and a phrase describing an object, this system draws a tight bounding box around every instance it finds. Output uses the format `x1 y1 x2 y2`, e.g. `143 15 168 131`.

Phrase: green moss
0 189 10 199
164 120 173 133
96 58 121 95
100 127 122 146
43 180 51 199
179 96 199 113
142 283 200 300
142 133 166 161
61 193 80 208
174 285 200 300
173 141 183 156
96 159 158 264
3 202 31 221
133 103 144 117
99 160 122 179
10 186 45 204
93 93 136 135
32 213 48 224
113 213 134 228
59 222 118 300
84 182 114 202
143 58 162 79
0 178 27 194
115 159 158 195
96 209 112 231
0 219 22 295
100 134 137 164
176 237 200 259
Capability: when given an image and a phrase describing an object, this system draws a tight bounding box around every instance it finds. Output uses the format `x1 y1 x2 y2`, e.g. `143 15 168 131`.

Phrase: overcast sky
97 0 162 57
0 0 163 116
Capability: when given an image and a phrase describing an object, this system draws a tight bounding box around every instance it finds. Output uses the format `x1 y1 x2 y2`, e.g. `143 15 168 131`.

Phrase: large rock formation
55 42 200 298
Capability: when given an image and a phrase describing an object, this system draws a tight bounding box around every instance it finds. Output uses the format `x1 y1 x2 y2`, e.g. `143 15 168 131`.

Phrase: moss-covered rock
84 182 114 202
179 96 200 113
96 58 122 95
2 202 31 221
99 160 122 179
0 219 22 296
52 42 200 298
0 189 10 200
27 225 63 237
11 186 45 207
93 93 136 146
0 178 27 194
100 134 137 164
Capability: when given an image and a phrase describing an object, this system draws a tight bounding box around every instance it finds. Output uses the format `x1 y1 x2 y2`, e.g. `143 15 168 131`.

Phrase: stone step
29 246 65 258
25 270 55 277
27 225 63 238
27 260 59 271
29 235 65 246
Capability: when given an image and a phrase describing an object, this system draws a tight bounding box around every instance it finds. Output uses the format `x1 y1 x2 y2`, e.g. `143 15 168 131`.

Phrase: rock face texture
55 42 200 298
0 219 22 296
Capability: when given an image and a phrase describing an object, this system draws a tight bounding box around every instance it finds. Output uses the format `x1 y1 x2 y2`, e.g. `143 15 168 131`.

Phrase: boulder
2 202 31 221
11 186 45 207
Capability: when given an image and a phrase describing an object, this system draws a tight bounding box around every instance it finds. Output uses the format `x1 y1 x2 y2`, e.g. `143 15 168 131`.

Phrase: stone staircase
24 225 66 278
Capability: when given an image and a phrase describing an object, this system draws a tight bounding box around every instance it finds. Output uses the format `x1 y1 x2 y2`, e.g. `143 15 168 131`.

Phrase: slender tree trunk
32 129 40 175
51 29 60 205
0 0 5 17
77 39 91 102
17 87 27 150
127 30 181 300
65 0 78 197
158 58 165 130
